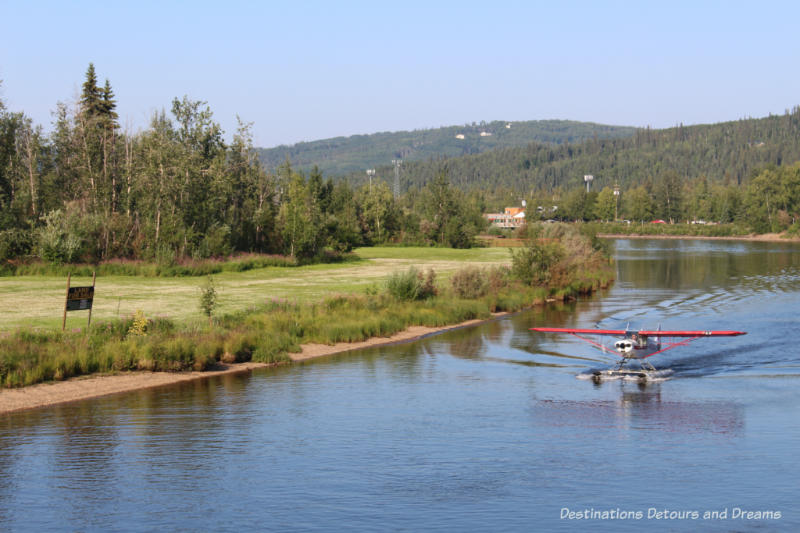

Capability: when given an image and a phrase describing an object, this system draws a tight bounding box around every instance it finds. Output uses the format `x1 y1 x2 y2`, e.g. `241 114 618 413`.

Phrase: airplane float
530 326 746 382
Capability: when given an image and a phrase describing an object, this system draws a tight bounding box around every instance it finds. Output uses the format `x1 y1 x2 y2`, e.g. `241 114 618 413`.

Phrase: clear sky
1 0 799 148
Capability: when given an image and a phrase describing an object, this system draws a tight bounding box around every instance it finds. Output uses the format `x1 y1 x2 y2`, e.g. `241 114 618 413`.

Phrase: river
1 239 799 531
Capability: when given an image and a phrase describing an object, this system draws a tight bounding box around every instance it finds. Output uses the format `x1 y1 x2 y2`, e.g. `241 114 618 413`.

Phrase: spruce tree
100 79 118 129
80 63 103 118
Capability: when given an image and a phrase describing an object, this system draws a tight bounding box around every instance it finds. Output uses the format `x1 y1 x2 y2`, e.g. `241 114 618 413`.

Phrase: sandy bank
0 362 269 415
0 313 509 415
292 313 508 362
598 232 800 242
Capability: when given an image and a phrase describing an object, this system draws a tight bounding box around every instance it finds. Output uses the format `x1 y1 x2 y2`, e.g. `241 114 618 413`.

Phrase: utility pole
392 159 402 199
614 183 620 221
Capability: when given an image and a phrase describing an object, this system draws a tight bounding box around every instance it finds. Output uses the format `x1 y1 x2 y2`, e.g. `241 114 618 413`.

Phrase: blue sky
1 0 799 147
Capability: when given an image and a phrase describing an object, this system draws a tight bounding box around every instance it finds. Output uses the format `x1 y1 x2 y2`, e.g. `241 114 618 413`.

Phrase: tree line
2 63 798 268
522 163 800 232
351 112 800 232
0 65 487 266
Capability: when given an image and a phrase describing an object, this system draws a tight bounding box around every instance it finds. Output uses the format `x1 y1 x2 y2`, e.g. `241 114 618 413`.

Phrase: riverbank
0 314 509 414
598 232 800 242
0 226 613 407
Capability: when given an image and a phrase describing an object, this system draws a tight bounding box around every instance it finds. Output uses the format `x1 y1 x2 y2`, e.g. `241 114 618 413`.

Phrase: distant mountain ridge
256 119 637 176
378 109 800 194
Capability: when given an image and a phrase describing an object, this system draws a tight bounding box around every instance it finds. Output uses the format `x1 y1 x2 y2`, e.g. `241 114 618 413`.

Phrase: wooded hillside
356 110 800 195
257 120 637 177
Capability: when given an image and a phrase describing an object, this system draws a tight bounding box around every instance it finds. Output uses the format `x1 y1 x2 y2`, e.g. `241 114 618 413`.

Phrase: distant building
484 207 526 228
480 131 492 137
455 134 465 140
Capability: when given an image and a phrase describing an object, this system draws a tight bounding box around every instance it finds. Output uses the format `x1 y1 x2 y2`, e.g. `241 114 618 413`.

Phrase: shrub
199 276 218 325
37 209 83 264
450 266 489 299
127 310 148 337
487 265 511 293
510 235 564 286
386 267 437 301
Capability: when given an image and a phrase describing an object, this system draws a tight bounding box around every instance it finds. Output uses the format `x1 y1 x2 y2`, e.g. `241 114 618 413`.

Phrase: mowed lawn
0 247 512 331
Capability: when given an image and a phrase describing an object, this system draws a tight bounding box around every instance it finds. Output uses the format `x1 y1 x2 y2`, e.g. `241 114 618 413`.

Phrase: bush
37 209 83 264
510 234 564 286
199 276 218 324
386 267 437 301
487 265 511 293
450 266 489 299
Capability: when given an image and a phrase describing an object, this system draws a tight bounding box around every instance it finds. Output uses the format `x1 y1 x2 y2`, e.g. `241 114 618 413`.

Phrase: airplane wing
638 330 746 337
530 327 746 337
530 327 626 335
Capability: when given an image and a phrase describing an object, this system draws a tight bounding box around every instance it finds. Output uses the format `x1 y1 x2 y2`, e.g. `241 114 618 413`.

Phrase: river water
1 239 799 532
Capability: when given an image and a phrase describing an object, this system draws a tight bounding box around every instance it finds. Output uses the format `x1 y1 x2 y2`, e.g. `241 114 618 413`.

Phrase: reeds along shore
0 263 613 389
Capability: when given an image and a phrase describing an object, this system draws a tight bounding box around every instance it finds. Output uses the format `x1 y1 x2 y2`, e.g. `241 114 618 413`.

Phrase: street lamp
366 169 375 191
613 184 620 221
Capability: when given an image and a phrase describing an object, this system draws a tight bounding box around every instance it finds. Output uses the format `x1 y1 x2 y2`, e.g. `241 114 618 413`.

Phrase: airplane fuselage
612 330 661 359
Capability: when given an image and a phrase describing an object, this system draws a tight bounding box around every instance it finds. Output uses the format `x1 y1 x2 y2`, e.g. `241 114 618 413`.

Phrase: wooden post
62 273 71 331
86 271 96 330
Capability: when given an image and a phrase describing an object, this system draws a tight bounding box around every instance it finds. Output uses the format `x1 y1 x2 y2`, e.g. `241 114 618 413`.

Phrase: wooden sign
62 272 96 331
66 286 94 311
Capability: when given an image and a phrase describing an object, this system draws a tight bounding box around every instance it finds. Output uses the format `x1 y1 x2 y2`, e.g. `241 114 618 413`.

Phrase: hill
256 120 637 176
363 109 800 194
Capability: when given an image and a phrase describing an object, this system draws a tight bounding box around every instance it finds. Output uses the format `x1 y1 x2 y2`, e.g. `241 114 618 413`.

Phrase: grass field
0 247 512 331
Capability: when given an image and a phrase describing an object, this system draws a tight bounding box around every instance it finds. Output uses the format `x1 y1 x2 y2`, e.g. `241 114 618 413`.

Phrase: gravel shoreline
0 314 508 415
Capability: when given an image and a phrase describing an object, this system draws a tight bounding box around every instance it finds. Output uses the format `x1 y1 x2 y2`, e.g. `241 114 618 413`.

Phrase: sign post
62 272 96 331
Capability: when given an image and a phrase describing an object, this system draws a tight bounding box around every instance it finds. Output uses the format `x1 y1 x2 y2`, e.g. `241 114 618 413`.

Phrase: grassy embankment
0 232 613 388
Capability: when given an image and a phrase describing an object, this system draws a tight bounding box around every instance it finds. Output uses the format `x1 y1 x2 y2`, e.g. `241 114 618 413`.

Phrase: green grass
0 280 601 388
0 239 613 388
354 246 511 262
0 247 512 331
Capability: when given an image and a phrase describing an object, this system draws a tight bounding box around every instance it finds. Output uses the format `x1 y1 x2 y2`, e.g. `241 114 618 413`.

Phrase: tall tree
593 187 616 221
623 185 653 222
279 170 322 259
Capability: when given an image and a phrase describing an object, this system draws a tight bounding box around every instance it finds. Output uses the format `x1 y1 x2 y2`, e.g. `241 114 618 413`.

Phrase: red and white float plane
530 326 746 382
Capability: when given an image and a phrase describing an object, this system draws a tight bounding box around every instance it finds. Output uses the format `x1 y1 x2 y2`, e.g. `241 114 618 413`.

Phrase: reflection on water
1 239 799 531
533 391 744 436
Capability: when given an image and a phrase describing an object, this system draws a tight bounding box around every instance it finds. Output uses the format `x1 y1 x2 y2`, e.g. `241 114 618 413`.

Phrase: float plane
530 326 746 383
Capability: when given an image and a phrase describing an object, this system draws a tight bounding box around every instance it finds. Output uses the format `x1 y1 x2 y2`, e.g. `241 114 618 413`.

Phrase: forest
1 64 799 271
0 65 486 268
349 112 800 232
257 119 637 177
358 110 800 192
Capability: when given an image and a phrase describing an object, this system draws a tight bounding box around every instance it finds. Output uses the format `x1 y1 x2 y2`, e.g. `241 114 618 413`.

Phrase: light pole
614 184 620 221
584 174 594 193
366 169 375 192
